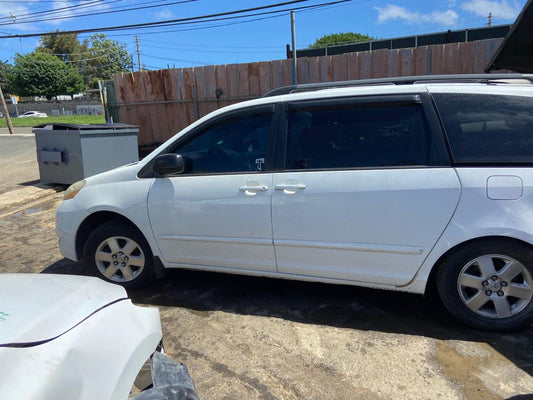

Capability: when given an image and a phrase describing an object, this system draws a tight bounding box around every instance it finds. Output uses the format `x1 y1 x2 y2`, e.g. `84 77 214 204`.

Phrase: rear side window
433 93 533 164
285 101 436 170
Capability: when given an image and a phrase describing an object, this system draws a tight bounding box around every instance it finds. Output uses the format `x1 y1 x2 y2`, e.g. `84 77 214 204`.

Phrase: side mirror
153 154 186 176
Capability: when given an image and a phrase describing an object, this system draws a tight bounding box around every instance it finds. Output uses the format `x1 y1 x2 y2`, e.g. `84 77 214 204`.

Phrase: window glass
170 110 272 174
286 102 433 169
433 93 533 164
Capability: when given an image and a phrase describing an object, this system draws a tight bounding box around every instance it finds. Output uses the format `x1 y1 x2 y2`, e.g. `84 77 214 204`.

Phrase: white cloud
375 4 459 26
46 0 111 25
0 4 37 32
431 10 460 25
461 0 521 20
155 9 174 20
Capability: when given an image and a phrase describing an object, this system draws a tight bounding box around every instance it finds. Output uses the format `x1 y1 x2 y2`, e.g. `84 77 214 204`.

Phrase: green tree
0 60 13 93
37 31 88 63
82 33 131 89
10 52 84 98
37 31 131 89
309 32 374 49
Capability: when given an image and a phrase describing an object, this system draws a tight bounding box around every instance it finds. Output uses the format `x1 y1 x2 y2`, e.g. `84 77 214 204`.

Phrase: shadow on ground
43 258 533 377
18 180 68 192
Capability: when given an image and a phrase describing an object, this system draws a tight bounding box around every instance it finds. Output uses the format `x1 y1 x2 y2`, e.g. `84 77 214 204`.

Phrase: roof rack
262 73 533 97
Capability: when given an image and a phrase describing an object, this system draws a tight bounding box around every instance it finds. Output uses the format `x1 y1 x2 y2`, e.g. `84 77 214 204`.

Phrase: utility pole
290 11 297 85
135 35 142 72
488 12 493 26
0 85 14 135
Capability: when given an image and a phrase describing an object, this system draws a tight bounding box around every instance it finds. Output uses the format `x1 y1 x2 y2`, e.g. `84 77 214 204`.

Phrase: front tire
83 221 154 290
437 239 533 331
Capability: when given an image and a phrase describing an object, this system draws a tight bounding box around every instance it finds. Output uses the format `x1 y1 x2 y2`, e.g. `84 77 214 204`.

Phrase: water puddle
13 200 57 217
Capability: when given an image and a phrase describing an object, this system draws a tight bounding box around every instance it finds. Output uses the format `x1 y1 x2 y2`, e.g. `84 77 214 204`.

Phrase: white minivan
56 75 533 331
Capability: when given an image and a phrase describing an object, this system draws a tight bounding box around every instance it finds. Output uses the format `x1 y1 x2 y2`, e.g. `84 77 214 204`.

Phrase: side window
285 102 434 170
433 93 533 164
169 109 272 174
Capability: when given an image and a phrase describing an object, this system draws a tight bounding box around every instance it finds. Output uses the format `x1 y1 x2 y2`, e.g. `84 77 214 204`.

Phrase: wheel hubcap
94 236 145 283
457 254 533 319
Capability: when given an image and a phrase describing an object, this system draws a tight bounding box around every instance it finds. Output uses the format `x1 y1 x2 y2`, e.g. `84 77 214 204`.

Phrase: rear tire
83 221 154 290
437 239 533 332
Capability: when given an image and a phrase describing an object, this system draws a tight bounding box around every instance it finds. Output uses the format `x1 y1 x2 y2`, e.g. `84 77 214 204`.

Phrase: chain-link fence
108 97 255 150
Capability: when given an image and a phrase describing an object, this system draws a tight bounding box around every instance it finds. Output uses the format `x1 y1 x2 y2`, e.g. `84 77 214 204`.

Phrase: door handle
239 185 269 193
275 183 306 191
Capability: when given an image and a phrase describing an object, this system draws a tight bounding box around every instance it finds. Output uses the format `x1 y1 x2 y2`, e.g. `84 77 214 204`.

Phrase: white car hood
0 273 127 346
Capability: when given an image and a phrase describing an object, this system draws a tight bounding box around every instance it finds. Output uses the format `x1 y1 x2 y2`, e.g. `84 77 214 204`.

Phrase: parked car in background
19 110 47 118
56 74 533 332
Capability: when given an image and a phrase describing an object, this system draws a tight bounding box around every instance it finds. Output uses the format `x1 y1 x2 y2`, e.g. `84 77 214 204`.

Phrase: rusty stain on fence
112 38 503 146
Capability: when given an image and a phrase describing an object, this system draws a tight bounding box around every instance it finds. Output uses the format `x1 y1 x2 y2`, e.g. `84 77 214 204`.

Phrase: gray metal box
33 123 139 185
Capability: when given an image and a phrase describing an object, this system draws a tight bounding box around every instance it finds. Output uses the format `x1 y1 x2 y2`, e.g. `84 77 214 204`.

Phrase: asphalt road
0 131 39 195
0 133 532 399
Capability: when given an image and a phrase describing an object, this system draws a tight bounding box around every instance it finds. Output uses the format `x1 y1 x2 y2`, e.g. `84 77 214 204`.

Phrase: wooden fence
111 38 503 146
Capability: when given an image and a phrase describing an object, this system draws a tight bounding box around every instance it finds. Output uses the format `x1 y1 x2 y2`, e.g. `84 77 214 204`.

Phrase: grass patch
0 115 106 127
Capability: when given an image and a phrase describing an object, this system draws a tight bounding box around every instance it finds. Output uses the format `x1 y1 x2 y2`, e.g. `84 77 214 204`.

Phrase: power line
142 38 280 49
142 53 208 65
0 0 197 26
112 0 356 37
80 0 358 41
142 43 280 54
0 0 121 24
0 0 315 38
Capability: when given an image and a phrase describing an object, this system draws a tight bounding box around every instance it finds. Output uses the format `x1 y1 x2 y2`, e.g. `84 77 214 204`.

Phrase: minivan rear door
272 94 461 286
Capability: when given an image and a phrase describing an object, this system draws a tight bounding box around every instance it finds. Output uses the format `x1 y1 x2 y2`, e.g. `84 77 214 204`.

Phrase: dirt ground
0 132 532 399
1 191 532 400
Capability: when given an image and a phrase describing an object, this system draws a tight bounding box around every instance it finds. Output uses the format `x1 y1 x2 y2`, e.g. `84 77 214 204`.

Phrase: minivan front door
147 106 277 273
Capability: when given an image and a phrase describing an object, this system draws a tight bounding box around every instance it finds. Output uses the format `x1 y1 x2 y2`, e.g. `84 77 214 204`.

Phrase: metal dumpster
33 123 139 185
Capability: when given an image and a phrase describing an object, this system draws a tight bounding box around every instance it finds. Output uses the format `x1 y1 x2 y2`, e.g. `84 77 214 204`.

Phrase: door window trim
275 92 451 172
139 104 278 178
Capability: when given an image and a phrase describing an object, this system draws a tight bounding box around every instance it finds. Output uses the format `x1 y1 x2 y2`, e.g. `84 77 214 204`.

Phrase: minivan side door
272 94 461 286
147 105 278 272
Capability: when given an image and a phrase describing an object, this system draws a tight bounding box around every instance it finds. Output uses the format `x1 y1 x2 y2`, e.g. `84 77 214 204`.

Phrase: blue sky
0 0 527 70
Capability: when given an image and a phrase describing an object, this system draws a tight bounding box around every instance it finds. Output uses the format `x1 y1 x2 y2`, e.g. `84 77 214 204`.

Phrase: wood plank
372 49 388 78
199 65 217 99
224 63 240 98
400 48 414 76
248 62 261 96
306 56 319 83
430 44 446 75
238 63 250 97
359 51 373 79
332 54 347 81
388 49 400 77
259 62 273 95
281 59 292 86
270 60 284 89
137 71 156 145
297 57 308 85
414 46 429 76
346 52 359 80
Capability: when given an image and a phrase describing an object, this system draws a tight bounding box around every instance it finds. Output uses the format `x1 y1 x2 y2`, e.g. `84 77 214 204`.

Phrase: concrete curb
0 185 61 217
0 127 34 135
